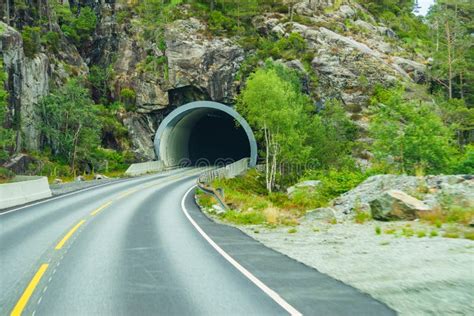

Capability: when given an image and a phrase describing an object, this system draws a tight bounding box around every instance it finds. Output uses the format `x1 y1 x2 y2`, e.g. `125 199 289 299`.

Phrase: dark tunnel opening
187 112 250 165
155 101 258 167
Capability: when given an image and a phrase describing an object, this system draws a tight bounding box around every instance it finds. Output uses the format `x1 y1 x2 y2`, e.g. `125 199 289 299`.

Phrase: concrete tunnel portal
154 101 258 167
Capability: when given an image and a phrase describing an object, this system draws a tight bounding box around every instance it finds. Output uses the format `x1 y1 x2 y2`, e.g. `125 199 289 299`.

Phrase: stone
2 154 36 174
53 178 63 184
391 57 426 83
76 176 85 182
369 190 431 221
287 180 321 196
94 174 108 180
305 207 336 221
338 5 356 18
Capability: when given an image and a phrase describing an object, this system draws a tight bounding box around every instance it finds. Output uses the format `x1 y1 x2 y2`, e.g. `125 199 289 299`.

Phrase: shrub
0 167 14 182
375 226 382 235
209 11 235 35
21 26 41 57
288 228 297 234
369 86 457 174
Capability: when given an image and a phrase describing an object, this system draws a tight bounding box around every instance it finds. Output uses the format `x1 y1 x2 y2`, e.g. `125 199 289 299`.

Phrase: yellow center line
10 264 49 316
117 189 137 199
90 201 113 216
55 220 86 250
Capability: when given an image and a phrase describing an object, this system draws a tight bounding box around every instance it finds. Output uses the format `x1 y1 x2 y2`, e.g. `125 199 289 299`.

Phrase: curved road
0 169 395 315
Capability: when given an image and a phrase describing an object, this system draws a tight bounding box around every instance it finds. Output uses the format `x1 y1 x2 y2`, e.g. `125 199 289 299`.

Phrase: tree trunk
445 21 453 99
5 0 10 26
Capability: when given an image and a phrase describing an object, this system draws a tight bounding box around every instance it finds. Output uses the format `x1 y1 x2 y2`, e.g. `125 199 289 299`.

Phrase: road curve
0 169 395 315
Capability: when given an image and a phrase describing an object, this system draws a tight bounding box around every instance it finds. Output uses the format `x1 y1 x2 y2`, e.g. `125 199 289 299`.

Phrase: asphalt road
0 169 395 315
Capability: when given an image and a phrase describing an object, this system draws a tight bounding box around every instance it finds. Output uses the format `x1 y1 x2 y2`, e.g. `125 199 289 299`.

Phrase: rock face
255 2 426 128
0 22 49 151
165 18 244 103
370 190 431 220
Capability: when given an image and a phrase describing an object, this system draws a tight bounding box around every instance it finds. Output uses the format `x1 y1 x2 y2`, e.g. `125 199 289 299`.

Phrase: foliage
307 99 358 169
120 88 137 111
54 4 97 45
238 61 311 192
0 60 14 161
21 26 41 57
88 65 114 104
0 167 14 182
369 86 457 174
427 0 473 103
453 145 474 174
37 80 101 173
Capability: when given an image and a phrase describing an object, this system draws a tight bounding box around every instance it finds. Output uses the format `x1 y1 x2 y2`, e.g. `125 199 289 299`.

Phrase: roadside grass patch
375 226 382 235
221 209 266 225
288 228 298 234
384 227 397 234
463 230 474 240
354 210 371 224
430 230 438 237
417 230 426 238
401 227 415 238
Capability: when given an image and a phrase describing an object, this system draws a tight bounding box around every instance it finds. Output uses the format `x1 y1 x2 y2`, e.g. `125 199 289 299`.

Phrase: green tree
369 88 457 174
238 62 311 192
307 99 358 169
37 80 101 173
428 0 473 102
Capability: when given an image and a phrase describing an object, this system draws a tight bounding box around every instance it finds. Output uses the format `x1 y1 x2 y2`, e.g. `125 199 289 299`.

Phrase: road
0 169 395 315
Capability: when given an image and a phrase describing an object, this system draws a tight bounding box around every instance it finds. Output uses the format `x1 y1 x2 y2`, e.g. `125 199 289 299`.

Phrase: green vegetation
375 226 382 235
37 80 101 174
54 4 97 46
21 26 41 57
0 61 14 163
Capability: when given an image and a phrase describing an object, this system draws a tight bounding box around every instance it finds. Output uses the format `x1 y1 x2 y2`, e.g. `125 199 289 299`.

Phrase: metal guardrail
196 158 250 210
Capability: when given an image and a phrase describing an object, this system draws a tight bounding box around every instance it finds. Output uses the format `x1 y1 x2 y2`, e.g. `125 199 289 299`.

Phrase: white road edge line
0 168 188 216
181 185 302 316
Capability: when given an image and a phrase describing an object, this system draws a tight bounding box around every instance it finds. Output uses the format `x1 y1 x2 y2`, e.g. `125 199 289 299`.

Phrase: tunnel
154 101 258 167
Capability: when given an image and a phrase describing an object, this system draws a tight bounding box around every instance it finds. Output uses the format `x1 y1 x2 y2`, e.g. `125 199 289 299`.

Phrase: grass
375 226 382 235
419 203 474 227
354 210 371 224
443 231 460 239
430 230 438 237
417 230 426 238
288 228 298 234
464 231 474 240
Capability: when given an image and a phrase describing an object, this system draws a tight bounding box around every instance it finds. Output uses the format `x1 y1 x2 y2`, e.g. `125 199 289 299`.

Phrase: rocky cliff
0 0 427 161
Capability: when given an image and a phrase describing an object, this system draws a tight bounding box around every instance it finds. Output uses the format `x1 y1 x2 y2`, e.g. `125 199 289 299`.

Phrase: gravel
236 220 474 315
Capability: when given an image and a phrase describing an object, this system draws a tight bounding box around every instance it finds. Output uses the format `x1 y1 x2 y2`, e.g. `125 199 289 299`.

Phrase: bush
209 10 236 35
369 86 457 174
453 145 474 174
0 167 14 182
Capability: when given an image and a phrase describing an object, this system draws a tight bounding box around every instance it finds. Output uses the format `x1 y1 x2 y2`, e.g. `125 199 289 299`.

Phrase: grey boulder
370 190 431 221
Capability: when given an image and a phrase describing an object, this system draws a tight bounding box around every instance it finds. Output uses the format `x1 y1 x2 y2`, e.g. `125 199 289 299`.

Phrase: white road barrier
125 160 165 176
0 176 52 209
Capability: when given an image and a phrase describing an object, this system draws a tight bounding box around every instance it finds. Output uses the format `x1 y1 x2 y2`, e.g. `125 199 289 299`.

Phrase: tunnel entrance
154 101 257 167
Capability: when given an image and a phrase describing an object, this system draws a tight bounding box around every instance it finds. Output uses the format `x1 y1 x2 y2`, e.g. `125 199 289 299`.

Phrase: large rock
165 18 244 103
122 113 159 161
370 190 431 220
